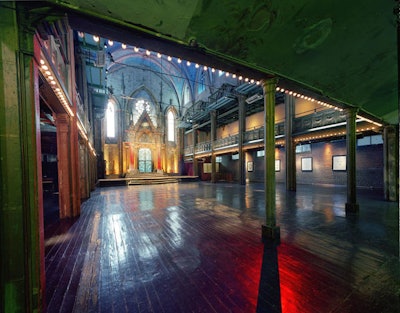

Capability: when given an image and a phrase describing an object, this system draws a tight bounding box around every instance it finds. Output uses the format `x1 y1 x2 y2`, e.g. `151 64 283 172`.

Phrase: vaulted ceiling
35 0 398 124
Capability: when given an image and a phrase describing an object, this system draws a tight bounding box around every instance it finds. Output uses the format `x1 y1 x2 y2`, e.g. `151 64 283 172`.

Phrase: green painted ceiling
46 0 397 123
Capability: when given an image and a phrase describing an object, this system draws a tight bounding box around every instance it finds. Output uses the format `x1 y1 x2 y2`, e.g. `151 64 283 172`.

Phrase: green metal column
0 3 44 312
345 107 359 214
238 95 246 185
285 94 296 191
178 128 185 175
261 79 280 242
192 127 198 176
210 110 217 183
383 125 399 202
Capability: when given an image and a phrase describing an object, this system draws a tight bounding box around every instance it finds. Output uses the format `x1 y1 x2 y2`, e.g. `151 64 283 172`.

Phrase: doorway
138 148 152 173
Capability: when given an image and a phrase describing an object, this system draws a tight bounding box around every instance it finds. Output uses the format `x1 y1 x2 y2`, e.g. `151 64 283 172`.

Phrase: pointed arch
166 106 178 143
167 110 175 142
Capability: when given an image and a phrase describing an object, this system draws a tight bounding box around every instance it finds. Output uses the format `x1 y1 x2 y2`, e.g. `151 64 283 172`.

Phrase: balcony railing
293 109 346 133
184 110 346 157
184 145 194 156
195 141 212 154
244 127 264 142
214 135 239 149
43 35 70 94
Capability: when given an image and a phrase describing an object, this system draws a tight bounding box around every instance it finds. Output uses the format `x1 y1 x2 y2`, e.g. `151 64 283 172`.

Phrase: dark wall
247 139 383 188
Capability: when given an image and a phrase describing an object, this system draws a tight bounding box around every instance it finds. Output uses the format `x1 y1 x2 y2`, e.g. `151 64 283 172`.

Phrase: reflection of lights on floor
44 183 399 313
45 233 73 247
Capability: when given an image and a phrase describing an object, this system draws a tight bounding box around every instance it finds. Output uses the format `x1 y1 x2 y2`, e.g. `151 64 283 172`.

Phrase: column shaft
345 108 359 213
238 96 246 185
70 116 80 216
0 5 44 310
383 126 399 201
262 79 280 242
56 114 73 218
178 128 185 175
285 94 296 191
211 110 217 183
192 128 198 176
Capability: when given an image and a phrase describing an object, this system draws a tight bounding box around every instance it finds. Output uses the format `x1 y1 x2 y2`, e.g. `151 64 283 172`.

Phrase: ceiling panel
42 0 398 123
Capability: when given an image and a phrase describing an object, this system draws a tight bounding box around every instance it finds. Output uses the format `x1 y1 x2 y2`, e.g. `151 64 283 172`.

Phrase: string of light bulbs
81 32 384 128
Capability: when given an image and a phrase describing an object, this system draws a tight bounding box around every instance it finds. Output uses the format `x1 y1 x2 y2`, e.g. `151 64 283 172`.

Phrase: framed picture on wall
332 155 346 171
247 161 254 172
275 159 281 172
301 157 313 172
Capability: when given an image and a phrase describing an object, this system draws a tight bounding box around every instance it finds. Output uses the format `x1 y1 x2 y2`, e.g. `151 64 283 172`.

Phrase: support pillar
238 95 246 185
345 107 359 214
68 28 80 217
383 125 399 201
56 114 73 218
129 144 135 171
178 128 185 175
118 103 125 176
261 79 280 242
79 139 88 199
211 110 217 183
285 94 296 191
193 128 198 176
70 117 80 217
0 4 44 311
396 0 400 260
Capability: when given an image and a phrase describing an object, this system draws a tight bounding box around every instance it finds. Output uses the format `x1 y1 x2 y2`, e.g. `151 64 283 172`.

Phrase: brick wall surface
247 139 383 188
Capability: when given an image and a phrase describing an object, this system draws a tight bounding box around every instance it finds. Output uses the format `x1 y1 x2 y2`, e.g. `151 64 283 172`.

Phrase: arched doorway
138 148 152 173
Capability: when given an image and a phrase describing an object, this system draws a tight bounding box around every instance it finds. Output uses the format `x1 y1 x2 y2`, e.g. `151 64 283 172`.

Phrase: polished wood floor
44 182 399 313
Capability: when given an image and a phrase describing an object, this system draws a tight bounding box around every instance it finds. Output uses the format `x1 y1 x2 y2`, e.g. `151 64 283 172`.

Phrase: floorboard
44 182 400 313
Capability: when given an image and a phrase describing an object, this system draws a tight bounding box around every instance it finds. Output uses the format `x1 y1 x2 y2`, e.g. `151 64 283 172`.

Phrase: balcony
293 109 346 134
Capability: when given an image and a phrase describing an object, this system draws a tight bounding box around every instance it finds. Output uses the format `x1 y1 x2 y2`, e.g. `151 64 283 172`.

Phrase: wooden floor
44 182 400 313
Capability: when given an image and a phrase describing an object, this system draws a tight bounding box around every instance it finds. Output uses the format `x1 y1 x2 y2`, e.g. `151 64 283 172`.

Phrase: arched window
106 101 115 138
167 110 175 142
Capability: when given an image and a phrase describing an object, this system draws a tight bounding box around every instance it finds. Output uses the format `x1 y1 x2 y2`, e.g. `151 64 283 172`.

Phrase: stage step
98 173 198 187
127 177 179 185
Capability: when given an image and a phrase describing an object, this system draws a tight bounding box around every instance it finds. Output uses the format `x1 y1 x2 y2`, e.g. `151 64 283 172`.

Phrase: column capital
345 106 359 117
261 77 279 88
56 113 70 132
383 124 398 133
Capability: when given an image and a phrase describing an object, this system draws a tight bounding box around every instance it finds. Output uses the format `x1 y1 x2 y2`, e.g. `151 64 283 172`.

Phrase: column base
345 202 359 214
261 225 280 245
